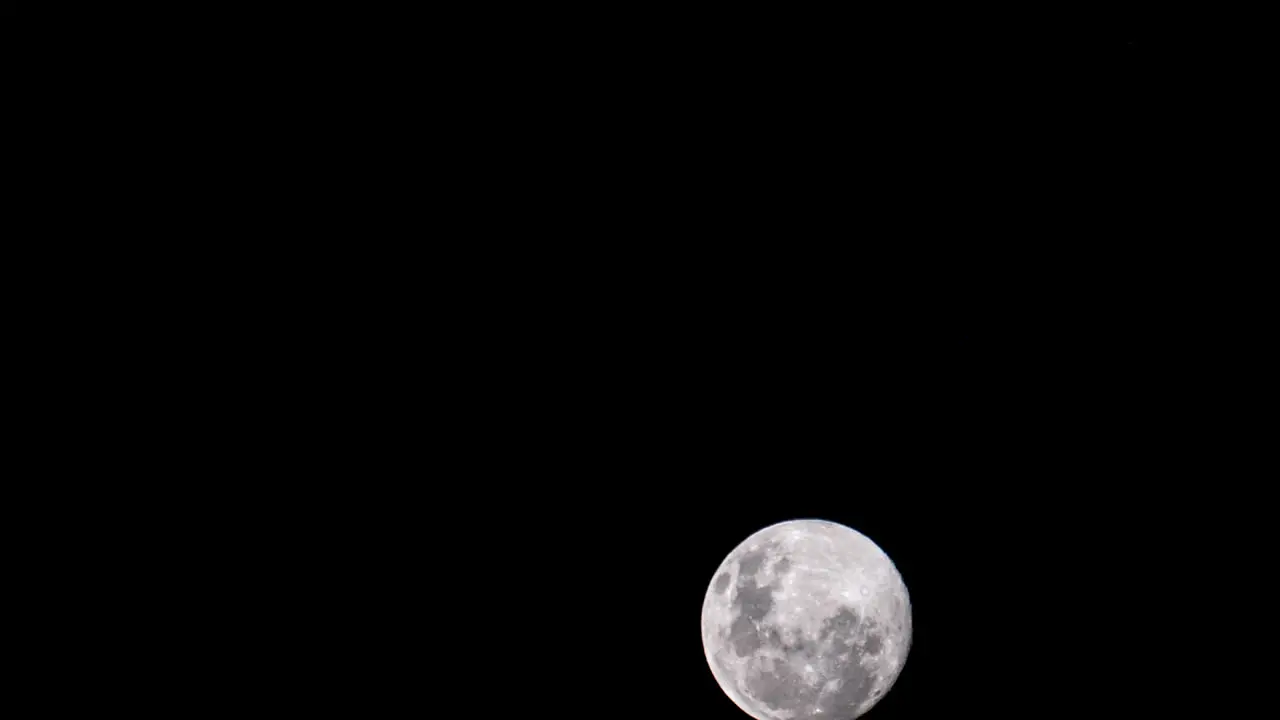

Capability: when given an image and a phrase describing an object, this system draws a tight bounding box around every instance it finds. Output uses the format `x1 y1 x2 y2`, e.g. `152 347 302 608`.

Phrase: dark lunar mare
820 604 883 715
750 603 883 719
735 579 775 622
747 605 869 717
714 572 732 594
748 665 818 714
819 606 861 653
814 657 876 718
781 634 819 659
859 631 883 656
728 577 776 656
726 544 781 657
729 614 763 656
737 545 772 577
772 556 791 576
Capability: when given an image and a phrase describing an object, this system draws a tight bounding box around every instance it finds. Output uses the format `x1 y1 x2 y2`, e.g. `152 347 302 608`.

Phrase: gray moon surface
701 519 912 720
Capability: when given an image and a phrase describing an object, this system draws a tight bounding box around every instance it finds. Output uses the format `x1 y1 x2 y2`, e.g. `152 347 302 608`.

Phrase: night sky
6 6 1259 717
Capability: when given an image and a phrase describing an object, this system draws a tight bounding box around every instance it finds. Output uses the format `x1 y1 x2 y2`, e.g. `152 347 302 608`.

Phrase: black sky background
480 308 1256 720
11 5 1268 717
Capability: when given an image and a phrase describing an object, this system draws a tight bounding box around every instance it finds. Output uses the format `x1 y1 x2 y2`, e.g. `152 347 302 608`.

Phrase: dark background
13 5 1268 717
309 261 1259 718
425 284 1260 720
465 305 1257 720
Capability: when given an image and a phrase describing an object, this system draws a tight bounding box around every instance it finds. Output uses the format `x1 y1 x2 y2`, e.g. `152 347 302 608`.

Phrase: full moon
701 519 912 720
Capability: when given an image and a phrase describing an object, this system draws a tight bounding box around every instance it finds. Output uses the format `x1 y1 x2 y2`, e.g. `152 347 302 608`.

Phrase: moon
701 519 912 720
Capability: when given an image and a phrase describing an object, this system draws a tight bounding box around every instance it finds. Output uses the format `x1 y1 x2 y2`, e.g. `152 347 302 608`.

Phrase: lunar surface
701 519 911 720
